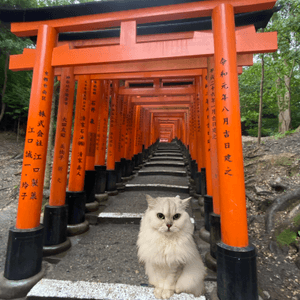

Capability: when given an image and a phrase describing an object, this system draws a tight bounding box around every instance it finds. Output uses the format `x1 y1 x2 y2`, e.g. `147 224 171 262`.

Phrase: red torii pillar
114 92 125 191
84 79 101 212
94 80 110 201
43 67 75 256
119 96 129 179
106 80 119 195
3 25 57 285
203 58 222 272
66 75 91 236
213 4 257 300
194 76 207 198
124 98 136 178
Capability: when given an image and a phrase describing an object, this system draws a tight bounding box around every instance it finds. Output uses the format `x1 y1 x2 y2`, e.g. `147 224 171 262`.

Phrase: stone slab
150 156 183 161
138 170 187 177
27 279 206 300
125 183 189 193
130 174 189 186
144 161 185 167
154 152 183 157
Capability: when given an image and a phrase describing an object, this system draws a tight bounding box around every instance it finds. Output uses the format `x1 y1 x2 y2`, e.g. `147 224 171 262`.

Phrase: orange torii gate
0 1 278 299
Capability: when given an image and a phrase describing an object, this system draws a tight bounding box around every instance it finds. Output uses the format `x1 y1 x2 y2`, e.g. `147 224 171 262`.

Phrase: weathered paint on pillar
150 112 154 145
120 96 128 159
95 80 110 166
16 25 57 229
106 80 119 170
68 75 91 192
115 93 124 163
190 99 196 159
195 77 205 171
139 107 144 152
212 3 248 247
144 110 151 148
124 98 132 160
133 105 141 156
49 67 75 206
85 80 101 171
207 58 220 213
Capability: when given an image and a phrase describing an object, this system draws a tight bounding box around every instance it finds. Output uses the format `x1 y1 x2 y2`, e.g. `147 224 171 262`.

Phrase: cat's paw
161 289 174 299
154 287 163 299
175 282 205 297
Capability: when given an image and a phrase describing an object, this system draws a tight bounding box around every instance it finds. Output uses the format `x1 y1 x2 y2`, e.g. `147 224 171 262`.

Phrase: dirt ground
0 131 299 300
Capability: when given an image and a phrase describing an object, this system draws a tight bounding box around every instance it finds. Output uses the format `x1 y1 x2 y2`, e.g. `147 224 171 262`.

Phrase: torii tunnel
0 1 278 299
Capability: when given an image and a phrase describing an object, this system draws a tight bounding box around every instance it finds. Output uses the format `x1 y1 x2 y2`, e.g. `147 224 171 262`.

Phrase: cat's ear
145 194 157 209
181 197 191 210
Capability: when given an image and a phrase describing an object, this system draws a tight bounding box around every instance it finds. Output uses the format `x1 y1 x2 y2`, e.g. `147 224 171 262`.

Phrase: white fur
137 195 207 299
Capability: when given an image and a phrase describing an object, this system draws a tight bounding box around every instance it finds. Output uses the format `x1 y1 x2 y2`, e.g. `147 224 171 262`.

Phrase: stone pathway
26 141 216 299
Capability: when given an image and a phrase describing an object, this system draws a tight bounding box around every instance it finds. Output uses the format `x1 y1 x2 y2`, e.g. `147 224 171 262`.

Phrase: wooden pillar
43 67 75 252
113 90 122 185
66 75 91 234
124 98 134 177
195 76 207 196
133 105 141 168
120 96 129 177
106 80 119 192
95 80 110 167
207 58 220 215
212 4 257 300
94 80 110 198
84 79 101 210
203 69 213 198
5 24 57 282
213 4 248 248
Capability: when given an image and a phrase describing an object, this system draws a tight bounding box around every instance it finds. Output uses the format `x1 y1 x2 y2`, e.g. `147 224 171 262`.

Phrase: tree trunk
277 75 291 133
258 53 264 145
0 53 9 123
44 80 60 189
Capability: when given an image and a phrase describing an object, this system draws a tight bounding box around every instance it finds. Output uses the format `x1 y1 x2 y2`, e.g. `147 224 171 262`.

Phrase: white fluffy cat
137 195 206 299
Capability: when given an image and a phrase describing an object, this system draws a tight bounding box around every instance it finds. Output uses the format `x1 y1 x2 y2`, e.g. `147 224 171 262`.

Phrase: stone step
156 149 181 153
153 152 183 157
27 279 208 300
129 173 189 186
144 161 185 168
125 183 189 193
138 170 187 177
150 156 184 161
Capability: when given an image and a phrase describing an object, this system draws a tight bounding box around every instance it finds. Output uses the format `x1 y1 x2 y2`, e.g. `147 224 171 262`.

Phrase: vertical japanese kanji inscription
212 3 248 247
16 25 56 229
68 75 91 191
207 57 220 213
106 80 119 170
202 69 213 197
86 80 101 171
49 67 75 206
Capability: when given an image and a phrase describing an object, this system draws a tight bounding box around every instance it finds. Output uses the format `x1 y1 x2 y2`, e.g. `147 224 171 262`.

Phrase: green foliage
272 128 299 140
0 0 96 130
276 228 298 246
0 19 34 126
239 57 279 136
239 0 300 136
293 214 300 226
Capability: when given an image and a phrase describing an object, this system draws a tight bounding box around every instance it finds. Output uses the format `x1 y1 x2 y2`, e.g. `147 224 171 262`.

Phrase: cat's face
145 195 191 234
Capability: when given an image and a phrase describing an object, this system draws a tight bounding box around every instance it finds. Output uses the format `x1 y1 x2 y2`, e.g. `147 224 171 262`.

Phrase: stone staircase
27 142 216 300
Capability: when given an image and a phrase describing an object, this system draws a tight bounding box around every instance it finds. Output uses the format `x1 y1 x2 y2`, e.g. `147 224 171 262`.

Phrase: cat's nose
166 224 172 228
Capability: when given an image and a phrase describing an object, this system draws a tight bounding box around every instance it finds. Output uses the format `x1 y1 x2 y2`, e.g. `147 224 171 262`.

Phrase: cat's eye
157 213 165 220
173 214 181 220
